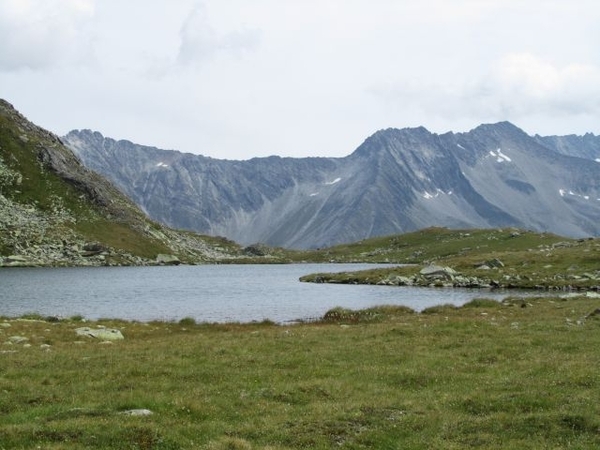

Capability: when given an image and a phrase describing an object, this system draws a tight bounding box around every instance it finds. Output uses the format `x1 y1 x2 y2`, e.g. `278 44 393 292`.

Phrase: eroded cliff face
0 99 245 266
64 122 600 249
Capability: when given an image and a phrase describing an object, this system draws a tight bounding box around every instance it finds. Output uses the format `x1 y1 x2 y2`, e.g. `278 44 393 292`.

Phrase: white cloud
0 0 95 71
177 2 260 67
491 53 600 115
368 53 600 134
1 0 599 159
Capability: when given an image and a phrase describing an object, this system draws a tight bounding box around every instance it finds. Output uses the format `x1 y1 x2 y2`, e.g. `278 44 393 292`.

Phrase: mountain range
63 123 600 249
63 122 600 249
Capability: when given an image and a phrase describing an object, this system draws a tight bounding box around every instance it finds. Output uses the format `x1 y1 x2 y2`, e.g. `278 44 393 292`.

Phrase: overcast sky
1 0 599 160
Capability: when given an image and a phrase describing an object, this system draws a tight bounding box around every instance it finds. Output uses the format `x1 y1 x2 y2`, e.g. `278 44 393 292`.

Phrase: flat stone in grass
75 327 124 341
8 336 28 344
119 409 153 416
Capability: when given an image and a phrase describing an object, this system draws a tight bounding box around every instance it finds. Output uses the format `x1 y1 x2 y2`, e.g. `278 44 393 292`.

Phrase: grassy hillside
0 99 245 265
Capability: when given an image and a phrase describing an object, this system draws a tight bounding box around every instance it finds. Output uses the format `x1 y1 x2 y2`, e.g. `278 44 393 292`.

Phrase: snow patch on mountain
489 148 512 163
560 189 596 201
325 177 341 185
423 188 453 200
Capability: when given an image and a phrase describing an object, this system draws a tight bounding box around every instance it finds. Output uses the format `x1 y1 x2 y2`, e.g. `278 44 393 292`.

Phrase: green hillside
0 99 244 266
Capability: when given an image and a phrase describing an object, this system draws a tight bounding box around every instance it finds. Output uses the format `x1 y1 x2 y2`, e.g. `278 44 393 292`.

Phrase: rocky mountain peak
64 121 600 248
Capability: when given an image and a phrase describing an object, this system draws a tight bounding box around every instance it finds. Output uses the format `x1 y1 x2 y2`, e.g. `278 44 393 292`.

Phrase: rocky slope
534 132 600 161
64 122 600 249
0 99 247 267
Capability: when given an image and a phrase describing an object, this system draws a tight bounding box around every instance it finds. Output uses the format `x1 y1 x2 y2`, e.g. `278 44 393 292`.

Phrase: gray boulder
75 327 124 341
156 254 180 265
420 265 457 280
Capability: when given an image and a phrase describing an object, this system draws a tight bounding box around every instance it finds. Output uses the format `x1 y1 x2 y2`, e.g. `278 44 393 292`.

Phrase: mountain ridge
64 122 600 249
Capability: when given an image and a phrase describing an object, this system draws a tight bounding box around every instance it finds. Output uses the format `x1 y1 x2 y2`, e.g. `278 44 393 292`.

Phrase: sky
1 0 599 160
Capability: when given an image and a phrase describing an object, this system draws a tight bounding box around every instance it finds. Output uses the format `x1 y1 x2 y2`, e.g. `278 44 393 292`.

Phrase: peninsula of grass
2 294 600 449
298 227 600 291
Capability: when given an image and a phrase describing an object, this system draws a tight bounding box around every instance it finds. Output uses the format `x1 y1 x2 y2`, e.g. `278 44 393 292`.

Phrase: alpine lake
0 263 539 323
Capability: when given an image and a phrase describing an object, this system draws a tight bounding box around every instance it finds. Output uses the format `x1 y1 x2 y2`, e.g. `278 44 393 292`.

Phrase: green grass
293 227 600 270
299 227 600 290
1 296 600 449
292 227 572 263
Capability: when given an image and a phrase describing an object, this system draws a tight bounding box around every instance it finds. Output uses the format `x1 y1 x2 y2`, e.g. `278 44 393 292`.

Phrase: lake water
0 264 529 323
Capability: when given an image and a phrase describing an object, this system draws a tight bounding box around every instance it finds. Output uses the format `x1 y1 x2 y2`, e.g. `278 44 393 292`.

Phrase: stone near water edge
4 255 29 263
156 254 181 265
2 255 36 267
378 275 414 286
420 265 457 280
75 327 124 341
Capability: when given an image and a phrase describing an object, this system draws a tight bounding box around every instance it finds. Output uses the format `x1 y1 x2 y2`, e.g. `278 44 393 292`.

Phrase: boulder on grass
75 327 124 341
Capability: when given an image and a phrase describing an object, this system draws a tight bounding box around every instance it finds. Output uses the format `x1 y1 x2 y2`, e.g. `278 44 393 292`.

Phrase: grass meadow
1 295 600 449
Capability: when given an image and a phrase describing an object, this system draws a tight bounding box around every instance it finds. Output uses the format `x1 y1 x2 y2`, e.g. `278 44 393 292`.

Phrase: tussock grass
1 296 600 449
321 305 415 324
461 298 502 308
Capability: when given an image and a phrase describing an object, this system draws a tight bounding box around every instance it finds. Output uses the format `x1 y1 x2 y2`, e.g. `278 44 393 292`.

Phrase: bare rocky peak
62 120 600 249
534 133 600 161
